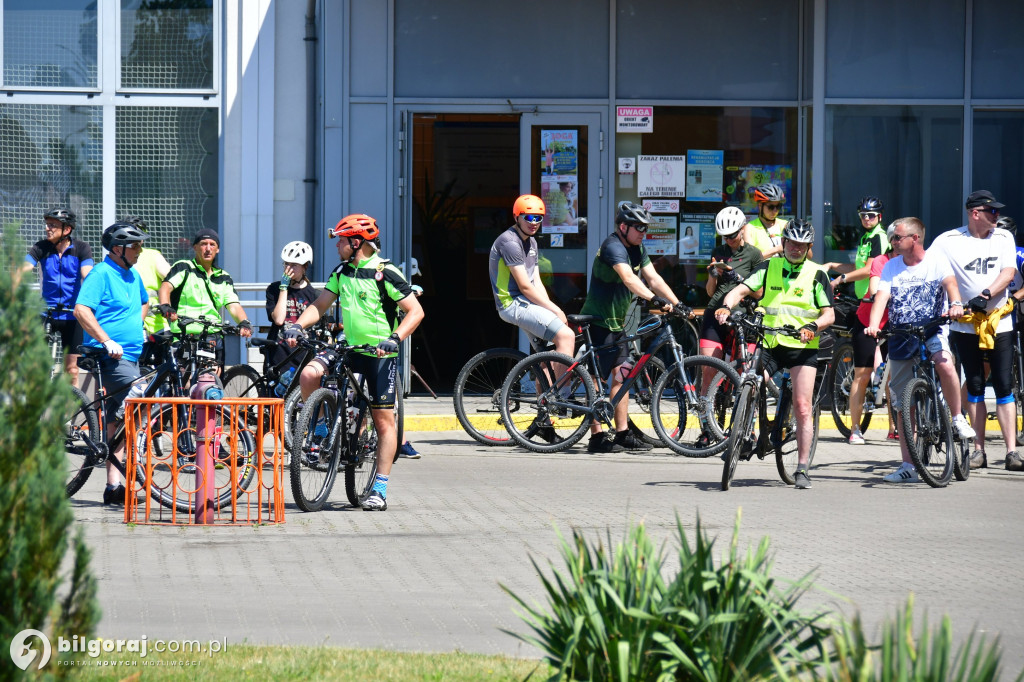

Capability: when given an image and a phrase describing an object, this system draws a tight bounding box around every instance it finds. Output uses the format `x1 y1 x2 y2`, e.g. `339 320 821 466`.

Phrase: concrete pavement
71 397 1024 674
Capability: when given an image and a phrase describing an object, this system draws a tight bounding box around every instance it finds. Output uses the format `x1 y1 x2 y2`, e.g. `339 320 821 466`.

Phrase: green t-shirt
707 242 764 309
325 254 413 355
854 225 890 299
580 233 651 332
164 259 240 335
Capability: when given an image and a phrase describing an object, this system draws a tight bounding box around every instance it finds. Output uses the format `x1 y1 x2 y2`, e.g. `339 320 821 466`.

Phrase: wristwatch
840 273 847 282
982 288 992 299
950 301 963 307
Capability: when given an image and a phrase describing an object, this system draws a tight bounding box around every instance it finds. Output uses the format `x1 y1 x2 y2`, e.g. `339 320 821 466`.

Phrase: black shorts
950 330 1015 403
314 350 399 410
699 308 730 351
590 325 630 382
51 318 84 353
763 345 819 374
851 315 880 368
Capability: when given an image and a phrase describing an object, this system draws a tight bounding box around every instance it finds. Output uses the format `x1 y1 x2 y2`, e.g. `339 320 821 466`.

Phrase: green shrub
503 511 828 681
0 228 100 678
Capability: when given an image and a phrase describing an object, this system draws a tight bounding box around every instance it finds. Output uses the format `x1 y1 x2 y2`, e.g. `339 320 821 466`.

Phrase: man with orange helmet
744 183 788 258
489 195 575 358
284 213 424 511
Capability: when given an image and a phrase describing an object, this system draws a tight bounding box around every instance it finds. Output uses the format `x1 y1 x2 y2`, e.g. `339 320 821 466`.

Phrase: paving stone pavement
71 399 1024 674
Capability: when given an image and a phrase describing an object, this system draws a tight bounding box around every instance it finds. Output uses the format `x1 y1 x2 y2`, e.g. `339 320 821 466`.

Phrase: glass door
520 113 603 335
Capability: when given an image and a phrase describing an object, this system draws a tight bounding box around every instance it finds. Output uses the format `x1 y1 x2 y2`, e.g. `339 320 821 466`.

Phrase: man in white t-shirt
930 191 1019 471
866 217 974 483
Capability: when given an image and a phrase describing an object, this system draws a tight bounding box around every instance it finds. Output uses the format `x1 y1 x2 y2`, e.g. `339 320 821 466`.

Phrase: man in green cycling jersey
283 214 424 511
716 219 835 490
157 228 252 365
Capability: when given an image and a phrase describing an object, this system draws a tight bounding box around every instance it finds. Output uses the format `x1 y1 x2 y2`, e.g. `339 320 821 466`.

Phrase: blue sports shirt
76 259 148 362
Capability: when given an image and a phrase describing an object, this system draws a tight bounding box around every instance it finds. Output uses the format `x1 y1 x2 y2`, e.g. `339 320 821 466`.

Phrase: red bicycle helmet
331 214 380 240
512 194 545 218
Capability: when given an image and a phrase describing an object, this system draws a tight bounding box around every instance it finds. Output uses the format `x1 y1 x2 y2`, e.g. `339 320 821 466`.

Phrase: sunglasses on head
521 214 543 224
859 212 879 220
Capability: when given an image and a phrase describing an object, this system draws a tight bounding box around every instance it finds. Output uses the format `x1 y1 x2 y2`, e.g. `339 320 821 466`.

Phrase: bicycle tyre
65 386 101 497
630 355 669 446
290 388 341 512
953 437 971 482
901 378 954 488
453 348 526 446
282 384 303 451
138 403 259 513
221 364 265 399
775 401 820 486
650 355 741 457
343 375 382 507
828 342 873 438
722 383 756 491
1014 352 1024 446
499 351 596 453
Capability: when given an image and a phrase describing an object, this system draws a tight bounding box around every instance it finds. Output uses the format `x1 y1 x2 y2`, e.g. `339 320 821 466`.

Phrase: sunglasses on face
976 206 1001 216
521 214 543 224
764 203 782 211
859 212 879 220
890 233 917 243
629 223 648 233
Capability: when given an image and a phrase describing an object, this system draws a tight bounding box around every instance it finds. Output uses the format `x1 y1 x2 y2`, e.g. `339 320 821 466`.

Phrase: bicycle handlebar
727 310 803 339
175 315 242 336
876 315 949 340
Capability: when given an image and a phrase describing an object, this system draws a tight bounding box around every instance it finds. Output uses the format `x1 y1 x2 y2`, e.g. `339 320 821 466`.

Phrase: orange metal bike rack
124 396 285 525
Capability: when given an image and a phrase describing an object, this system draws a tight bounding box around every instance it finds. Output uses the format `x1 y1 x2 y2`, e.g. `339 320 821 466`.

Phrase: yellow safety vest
136 248 169 334
761 257 824 349
747 217 787 256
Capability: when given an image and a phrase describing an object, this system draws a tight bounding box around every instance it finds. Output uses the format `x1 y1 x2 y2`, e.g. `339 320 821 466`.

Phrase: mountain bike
719 310 829 490
877 318 963 487
499 305 739 454
65 316 258 510
289 342 404 511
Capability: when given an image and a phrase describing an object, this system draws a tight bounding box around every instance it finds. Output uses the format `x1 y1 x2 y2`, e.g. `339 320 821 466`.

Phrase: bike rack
123 397 285 525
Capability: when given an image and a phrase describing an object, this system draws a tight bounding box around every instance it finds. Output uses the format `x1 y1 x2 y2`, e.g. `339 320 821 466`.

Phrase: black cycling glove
376 333 400 354
156 303 175 318
967 295 989 313
283 323 305 341
648 295 670 310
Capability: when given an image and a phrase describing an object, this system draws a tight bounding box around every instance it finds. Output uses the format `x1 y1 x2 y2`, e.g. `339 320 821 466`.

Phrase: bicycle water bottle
275 367 296 397
873 362 886 388
618 358 635 381
116 381 149 420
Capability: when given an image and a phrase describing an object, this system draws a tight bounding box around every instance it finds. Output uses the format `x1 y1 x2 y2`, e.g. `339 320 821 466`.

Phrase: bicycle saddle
566 314 600 328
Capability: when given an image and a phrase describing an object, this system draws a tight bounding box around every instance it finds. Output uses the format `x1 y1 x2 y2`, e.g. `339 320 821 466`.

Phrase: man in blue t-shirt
23 207 94 384
74 222 149 506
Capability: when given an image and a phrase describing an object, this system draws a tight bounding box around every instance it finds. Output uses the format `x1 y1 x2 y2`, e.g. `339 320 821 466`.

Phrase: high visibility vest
747 217 787 255
761 257 824 349
136 248 169 334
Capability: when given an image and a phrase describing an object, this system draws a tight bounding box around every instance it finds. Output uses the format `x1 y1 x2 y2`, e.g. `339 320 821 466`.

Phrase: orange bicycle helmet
331 214 380 240
512 194 546 217
752 183 785 204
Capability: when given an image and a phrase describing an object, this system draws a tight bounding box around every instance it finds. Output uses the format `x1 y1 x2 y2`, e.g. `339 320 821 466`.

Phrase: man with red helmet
284 214 424 511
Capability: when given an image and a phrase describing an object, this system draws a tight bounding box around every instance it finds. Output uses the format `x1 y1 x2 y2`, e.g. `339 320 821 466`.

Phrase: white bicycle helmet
715 206 746 237
281 240 313 265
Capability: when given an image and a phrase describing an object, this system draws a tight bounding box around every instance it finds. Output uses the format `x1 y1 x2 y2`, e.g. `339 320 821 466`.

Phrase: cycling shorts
950 330 1015 403
313 351 399 410
498 297 564 344
51 318 84 353
763 345 818 374
589 325 630 382
851 315 880 368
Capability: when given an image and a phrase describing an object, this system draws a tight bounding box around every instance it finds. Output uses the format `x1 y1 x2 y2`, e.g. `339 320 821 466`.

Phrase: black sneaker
103 484 126 506
587 432 625 453
535 425 563 444
614 430 654 451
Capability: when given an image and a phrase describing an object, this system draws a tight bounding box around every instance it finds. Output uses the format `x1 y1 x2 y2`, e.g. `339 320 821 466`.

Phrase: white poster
637 155 686 198
642 199 680 213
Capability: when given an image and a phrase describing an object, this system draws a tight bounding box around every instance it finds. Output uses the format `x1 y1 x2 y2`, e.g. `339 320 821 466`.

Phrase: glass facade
120 0 215 90
2 0 98 89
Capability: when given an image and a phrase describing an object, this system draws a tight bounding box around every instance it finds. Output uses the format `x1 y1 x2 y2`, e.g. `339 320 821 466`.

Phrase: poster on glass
540 130 579 233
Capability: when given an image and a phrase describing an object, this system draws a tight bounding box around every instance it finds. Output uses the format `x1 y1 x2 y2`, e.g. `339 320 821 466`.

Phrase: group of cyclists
27 209 422 512
487 185 1024 489
27 182 1023 508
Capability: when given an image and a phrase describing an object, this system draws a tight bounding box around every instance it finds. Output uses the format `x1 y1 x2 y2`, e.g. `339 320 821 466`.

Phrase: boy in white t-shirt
930 191 1019 471
866 217 974 483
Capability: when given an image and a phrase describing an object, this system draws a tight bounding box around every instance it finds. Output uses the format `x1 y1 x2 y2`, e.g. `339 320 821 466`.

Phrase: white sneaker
848 429 865 445
952 414 976 440
883 462 919 483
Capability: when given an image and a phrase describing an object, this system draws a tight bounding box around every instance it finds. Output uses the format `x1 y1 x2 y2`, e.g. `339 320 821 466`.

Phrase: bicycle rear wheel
722 383 756 491
137 403 258 513
629 355 669 446
651 355 740 457
65 386 100 497
1013 351 1024 446
828 342 873 438
953 437 971 482
499 351 596 453
290 388 341 512
282 384 303 452
453 348 525 446
221 364 264 399
901 378 954 488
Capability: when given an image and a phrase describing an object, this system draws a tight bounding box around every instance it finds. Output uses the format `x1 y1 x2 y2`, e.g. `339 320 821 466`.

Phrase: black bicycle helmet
615 201 652 226
121 214 149 233
997 216 1016 235
857 196 884 213
102 222 149 250
43 207 76 228
782 218 814 244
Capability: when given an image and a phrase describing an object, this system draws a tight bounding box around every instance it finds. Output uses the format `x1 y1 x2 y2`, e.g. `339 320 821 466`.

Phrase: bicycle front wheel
722 383 756 491
828 342 872 438
499 351 596 453
630 355 668 446
290 388 341 512
651 355 740 457
774 401 819 486
1014 351 1024 446
65 386 100 497
342 375 382 507
453 348 526 446
901 378 954 488
138 403 258 513
221 364 264 399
